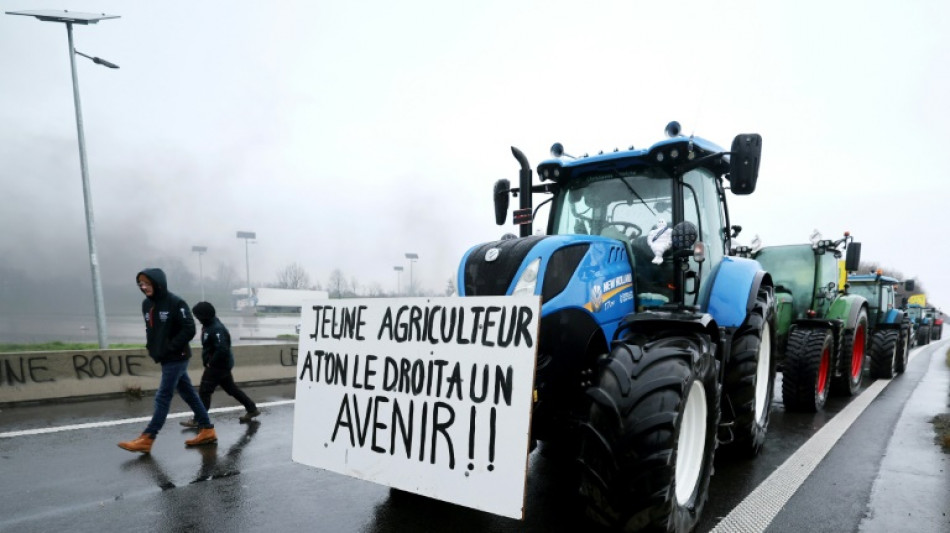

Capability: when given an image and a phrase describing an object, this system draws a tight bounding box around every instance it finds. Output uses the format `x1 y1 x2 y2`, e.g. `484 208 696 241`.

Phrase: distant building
231 287 329 313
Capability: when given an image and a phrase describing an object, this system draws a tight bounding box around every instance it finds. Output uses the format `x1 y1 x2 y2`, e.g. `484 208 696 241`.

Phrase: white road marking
710 347 927 532
0 399 295 439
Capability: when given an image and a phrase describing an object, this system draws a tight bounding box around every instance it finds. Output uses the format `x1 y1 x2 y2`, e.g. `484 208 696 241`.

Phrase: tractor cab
846 272 912 327
491 122 762 313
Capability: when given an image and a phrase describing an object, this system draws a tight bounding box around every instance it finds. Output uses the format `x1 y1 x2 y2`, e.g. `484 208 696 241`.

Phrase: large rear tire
918 325 931 346
869 330 899 379
579 332 719 533
781 327 834 412
832 309 867 396
721 290 775 458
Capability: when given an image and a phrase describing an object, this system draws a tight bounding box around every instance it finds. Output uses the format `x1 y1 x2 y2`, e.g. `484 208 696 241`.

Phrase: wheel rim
675 381 708 506
754 322 772 425
817 343 831 396
851 324 866 379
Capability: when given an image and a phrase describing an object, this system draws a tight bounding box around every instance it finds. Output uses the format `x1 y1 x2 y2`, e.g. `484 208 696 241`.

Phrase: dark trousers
198 366 257 412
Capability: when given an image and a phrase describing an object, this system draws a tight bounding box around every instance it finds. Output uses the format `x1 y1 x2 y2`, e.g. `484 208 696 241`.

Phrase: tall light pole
7 10 120 349
405 253 419 296
393 266 403 296
192 246 208 301
236 231 256 309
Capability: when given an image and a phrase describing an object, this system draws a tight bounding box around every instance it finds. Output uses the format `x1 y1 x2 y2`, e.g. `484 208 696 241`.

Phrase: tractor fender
882 308 903 325
614 309 720 348
701 256 770 329
827 294 867 328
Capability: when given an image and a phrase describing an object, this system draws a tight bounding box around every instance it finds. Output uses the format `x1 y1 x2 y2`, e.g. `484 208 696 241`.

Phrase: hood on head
192 301 216 323
136 268 168 299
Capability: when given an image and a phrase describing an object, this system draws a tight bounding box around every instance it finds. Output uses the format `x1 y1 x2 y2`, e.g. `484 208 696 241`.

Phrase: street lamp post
7 10 121 349
192 246 208 301
405 253 419 296
236 231 256 309
393 266 403 296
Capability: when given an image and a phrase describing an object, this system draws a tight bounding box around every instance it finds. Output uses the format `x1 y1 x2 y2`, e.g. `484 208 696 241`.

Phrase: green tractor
746 232 868 411
845 273 914 378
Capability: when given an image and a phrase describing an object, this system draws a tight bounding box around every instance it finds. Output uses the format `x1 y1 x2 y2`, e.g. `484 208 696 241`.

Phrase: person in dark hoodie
180 301 260 427
118 268 217 453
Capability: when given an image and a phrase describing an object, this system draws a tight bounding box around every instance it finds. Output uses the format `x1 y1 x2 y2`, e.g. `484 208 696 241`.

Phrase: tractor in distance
925 307 943 341
904 296 928 346
747 231 868 412
457 122 774 532
846 272 915 378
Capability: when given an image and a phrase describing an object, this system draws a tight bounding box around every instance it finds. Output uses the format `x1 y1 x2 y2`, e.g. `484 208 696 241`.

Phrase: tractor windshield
755 245 821 319
551 167 675 300
849 283 882 308
552 167 672 241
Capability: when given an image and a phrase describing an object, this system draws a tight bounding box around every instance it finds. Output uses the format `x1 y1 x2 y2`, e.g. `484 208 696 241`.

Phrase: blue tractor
846 273 914 378
457 123 774 532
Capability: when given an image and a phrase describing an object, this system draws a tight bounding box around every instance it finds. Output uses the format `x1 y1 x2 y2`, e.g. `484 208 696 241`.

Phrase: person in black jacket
180 301 260 427
118 268 217 453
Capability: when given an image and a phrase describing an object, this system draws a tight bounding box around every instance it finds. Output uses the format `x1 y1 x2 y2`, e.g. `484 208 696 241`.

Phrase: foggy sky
2 0 950 320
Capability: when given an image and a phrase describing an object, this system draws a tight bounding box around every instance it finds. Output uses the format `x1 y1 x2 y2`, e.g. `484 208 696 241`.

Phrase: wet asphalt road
1 343 948 532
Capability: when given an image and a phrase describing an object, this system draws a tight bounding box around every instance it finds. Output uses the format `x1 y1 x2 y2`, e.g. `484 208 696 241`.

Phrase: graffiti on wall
0 353 149 386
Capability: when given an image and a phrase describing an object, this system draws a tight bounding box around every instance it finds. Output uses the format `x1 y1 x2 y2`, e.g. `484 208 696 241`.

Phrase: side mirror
728 134 762 195
493 179 510 225
904 279 915 292
845 242 861 272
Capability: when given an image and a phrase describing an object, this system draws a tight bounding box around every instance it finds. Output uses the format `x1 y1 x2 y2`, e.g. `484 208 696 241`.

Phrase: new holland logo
485 248 500 262
590 284 603 312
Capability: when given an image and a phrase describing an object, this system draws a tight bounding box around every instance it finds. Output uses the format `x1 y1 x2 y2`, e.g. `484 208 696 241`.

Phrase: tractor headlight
513 258 541 296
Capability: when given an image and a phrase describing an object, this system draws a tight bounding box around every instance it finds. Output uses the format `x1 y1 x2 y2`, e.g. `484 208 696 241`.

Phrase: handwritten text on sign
291 296 539 520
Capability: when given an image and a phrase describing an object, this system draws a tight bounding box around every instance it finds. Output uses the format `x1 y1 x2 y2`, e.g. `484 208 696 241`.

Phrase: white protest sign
291 296 539 519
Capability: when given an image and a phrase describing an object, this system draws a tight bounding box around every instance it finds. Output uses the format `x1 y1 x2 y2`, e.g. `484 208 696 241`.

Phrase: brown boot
185 428 217 447
118 433 155 454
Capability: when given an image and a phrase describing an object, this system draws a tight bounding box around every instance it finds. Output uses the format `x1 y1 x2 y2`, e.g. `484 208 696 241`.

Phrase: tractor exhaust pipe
511 146 533 237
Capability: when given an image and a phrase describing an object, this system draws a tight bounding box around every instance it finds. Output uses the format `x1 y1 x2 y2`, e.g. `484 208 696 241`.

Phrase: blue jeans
144 359 213 436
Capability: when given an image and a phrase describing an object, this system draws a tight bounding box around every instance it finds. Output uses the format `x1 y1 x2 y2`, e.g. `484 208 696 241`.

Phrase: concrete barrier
0 344 299 405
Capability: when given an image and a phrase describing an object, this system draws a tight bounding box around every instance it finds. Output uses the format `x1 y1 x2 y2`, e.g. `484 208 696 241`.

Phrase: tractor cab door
682 169 727 291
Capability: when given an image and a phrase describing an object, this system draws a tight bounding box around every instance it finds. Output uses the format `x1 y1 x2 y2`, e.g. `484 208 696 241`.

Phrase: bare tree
445 277 456 296
327 269 348 298
276 262 311 289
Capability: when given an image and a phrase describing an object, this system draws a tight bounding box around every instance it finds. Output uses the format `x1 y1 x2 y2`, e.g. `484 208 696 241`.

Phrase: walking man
118 268 217 453
181 301 260 427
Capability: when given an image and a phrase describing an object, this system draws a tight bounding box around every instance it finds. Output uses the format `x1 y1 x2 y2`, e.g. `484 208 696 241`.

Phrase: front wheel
579 332 720 533
895 329 910 374
721 289 775 458
832 309 868 396
782 327 834 412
